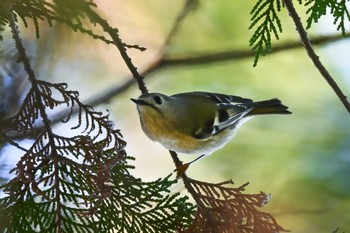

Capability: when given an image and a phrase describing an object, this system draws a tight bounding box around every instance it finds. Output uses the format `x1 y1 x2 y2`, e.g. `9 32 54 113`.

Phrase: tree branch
169 151 209 213
84 32 349 105
283 0 350 114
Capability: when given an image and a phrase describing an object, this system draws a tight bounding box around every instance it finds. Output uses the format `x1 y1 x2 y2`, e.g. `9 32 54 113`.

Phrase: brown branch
283 0 350 114
84 32 349 105
161 34 350 67
9 15 35 84
169 151 199 204
169 151 213 218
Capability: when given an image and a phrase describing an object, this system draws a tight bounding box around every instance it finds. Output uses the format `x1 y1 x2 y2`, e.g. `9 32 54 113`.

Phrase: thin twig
84 7 149 95
8 14 36 84
6 139 28 152
283 0 350 114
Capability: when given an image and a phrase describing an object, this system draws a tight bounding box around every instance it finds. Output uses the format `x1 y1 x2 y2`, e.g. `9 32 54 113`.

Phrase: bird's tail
247 99 291 116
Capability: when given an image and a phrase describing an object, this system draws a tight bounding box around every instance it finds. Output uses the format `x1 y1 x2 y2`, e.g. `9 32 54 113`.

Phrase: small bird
131 91 291 166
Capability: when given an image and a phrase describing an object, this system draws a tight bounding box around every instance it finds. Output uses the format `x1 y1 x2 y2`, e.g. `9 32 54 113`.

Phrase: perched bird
131 91 291 165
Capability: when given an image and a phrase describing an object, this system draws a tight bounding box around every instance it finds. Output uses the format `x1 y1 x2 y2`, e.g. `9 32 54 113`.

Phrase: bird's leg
175 154 206 178
188 154 207 165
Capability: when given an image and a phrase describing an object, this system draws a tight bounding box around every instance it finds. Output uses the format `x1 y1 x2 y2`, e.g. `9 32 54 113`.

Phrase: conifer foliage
1 0 349 232
249 0 350 65
178 179 285 233
0 2 194 232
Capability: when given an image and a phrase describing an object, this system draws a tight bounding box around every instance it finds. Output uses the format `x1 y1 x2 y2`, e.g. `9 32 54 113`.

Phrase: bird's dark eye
153 95 163 105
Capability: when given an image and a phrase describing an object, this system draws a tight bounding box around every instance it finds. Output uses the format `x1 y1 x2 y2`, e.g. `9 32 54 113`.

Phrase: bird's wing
192 103 251 139
191 93 254 139
193 91 252 104
212 103 252 135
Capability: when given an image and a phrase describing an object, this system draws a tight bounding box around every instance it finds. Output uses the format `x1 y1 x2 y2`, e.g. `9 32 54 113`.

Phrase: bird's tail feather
247 99 291 115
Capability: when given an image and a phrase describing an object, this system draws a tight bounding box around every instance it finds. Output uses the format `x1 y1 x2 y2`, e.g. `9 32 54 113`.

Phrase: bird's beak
130 98 140 104
130 98 148 105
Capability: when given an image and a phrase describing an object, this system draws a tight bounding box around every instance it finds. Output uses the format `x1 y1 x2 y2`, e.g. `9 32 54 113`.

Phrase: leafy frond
304 0 350 35
180 178 287 232
95 171 195 233
0 77 195 232
329 0 350 35
305 0 331 28
0 76 127 232
0 0 111 44
249 0 283 66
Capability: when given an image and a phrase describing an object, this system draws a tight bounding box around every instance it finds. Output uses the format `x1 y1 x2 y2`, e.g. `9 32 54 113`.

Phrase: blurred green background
1 0 350 232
